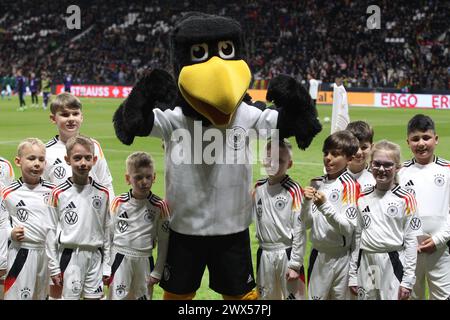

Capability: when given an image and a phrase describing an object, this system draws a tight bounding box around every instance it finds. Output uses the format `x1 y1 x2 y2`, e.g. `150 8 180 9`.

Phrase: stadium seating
0 0 448 91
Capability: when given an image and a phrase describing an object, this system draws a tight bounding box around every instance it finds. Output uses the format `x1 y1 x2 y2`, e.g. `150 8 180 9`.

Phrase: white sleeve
151 213 170 280
0 200 9 270
93 141 115 199
431 213 450 249
300 199 313 229
348 207 362 287
46 203 61 276
288 210 306 271
318 201 356 237
401 209 421 289
102 197 112 277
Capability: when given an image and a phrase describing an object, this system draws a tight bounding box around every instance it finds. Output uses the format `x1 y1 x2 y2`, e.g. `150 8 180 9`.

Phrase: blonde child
108 152 170 300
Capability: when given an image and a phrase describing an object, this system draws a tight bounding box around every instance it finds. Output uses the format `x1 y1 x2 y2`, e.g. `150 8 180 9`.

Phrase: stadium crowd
0 0 448 91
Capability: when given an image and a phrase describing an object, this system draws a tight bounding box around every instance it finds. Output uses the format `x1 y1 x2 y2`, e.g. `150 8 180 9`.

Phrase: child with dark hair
398 114 450 300
346 121 376 191
302 130 360 299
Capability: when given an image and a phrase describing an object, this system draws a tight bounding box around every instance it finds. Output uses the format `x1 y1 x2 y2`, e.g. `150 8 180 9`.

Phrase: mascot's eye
218 41 235 59
190 43 209 62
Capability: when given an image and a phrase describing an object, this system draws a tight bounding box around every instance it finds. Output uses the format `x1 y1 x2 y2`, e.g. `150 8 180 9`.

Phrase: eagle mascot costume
113 12 321 300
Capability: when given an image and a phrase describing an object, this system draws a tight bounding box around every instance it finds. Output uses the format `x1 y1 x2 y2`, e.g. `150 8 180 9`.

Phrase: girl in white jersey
349 140 421 300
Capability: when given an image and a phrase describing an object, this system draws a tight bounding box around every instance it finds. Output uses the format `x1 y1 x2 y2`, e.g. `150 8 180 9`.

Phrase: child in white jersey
302 130 360 300
349 140 421 300
345 121 376 191
47 135 111 300
0 156 14 286
43 93 115 299
253 139 305 300
0 138 58 299
398 114 450 300
0 157 14 191
108 152 170 300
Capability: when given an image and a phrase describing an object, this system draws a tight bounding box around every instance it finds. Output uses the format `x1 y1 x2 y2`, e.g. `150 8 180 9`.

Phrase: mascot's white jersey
151 102 278 235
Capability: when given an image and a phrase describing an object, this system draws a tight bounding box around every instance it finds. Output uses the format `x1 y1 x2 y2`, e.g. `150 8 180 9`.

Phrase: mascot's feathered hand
268 74 322 150
113 69 177 145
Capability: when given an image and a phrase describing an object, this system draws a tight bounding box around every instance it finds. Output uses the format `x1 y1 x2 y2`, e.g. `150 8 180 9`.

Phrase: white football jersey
0 157 14 191
150 102 278 235
110 191 170 279
398 156 450 248
1 178 55 247
308 79 321 99
253 176 305 270
302 171 360 253
48 178 111 275
43 135 114 198
347 167 376 192
350 185 421 289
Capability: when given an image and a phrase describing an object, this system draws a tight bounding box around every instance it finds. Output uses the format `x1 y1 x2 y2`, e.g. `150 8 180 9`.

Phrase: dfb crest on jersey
115 284 127 297
274 195 287 211
227 126 246 151
434 174 445 187
43 192 50 205
20 287 31 300
64 211 78 225
118 220 128 233
54 166 66 180
17 208 29 222
71 280 82 294
92 195 102 210
386 202 399 217
329 189 340 202
144 209 155 223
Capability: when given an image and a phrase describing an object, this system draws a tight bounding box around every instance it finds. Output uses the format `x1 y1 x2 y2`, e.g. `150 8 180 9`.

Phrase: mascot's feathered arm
267 74 322 150
113 69 177 145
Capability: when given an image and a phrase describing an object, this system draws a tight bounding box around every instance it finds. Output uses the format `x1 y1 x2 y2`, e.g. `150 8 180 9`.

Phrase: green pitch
1 96 449 299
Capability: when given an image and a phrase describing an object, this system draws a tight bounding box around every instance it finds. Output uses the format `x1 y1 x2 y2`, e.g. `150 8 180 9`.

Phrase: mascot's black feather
113 11 321 148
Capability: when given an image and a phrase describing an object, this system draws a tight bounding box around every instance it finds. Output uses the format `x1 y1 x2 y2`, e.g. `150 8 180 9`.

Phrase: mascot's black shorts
159 228 256 296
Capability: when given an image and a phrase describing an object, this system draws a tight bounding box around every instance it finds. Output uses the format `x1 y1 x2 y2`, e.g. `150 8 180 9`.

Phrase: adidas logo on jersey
65 201 76 210
16 200 26 207
362 206 370 213
119 211 129 219
286 293 296 300
405 180 414 187
93 286 103 294
53 158 62 165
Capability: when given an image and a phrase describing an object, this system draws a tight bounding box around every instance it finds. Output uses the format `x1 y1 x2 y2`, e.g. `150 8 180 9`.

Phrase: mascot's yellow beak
178 56 251 126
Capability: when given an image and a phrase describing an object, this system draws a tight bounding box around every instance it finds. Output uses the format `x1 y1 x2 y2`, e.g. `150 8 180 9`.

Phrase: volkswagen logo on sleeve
118 220 128 233
54 166 66 180
410 217 422 230
345 207 357 219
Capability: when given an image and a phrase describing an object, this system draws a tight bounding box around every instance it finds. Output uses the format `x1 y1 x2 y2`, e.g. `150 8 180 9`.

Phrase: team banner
57 85 450 109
